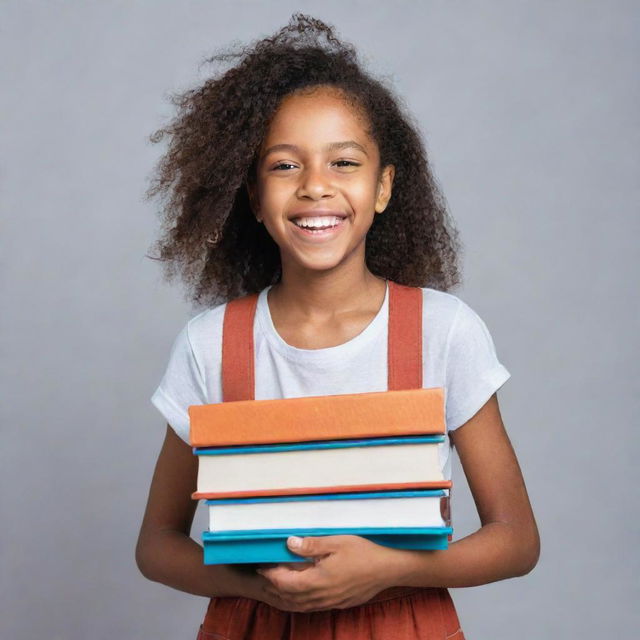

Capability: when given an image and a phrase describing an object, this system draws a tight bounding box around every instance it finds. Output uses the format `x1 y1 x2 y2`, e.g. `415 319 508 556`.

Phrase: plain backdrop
1 1 638 638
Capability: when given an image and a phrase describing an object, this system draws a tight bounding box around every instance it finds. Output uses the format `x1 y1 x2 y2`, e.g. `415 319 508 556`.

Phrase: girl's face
249 86 394 276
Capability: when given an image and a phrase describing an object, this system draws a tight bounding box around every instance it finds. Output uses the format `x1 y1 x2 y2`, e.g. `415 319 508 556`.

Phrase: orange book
188 386 445 447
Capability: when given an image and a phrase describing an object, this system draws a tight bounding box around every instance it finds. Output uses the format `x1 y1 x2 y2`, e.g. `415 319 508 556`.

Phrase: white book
194 435 448 498
206 490 450 531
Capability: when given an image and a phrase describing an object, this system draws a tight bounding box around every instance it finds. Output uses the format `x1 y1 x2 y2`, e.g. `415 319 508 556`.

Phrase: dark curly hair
145 13 462 308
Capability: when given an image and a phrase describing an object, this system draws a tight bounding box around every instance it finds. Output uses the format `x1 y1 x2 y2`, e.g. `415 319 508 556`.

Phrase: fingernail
288 536 302 549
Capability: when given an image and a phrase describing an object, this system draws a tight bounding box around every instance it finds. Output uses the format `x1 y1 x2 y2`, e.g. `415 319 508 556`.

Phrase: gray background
1 1 638 638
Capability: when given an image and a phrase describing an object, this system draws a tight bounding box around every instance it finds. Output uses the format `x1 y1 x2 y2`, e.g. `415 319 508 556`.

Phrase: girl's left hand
256 535 399 612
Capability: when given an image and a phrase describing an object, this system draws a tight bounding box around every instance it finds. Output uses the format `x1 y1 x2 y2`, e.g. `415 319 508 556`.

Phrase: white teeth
293 216 342 229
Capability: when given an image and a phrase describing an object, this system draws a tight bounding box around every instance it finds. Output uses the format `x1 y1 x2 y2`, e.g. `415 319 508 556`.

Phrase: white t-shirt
151 282 510 481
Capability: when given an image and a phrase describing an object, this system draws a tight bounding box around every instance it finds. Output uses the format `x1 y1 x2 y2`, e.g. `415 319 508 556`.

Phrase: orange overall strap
387 281 423 390
221 293 259 402
221 280 423 401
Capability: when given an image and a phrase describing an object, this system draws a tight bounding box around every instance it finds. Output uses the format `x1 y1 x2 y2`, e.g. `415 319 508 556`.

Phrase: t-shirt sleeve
150 322 207 444
445 299 511 431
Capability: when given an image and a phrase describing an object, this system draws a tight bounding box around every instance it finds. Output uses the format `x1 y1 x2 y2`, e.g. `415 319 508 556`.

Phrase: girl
136 13 540 640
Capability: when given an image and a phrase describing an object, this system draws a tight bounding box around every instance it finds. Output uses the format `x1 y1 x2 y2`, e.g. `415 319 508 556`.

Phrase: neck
269 261 386 319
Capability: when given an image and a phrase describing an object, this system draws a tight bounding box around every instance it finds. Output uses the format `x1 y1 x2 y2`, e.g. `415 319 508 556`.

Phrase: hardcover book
189 387 445 447
205 489 451 531
193 435 450 499
202 527 453 564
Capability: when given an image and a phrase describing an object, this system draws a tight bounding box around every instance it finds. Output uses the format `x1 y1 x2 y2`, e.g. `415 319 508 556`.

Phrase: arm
385 392 540 588
135 424 269 599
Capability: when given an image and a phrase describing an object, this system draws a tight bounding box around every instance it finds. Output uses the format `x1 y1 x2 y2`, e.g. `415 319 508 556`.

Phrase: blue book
202 527 453 564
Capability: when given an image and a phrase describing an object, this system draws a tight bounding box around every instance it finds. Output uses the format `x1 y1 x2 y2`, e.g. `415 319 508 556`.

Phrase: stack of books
189 387 453 564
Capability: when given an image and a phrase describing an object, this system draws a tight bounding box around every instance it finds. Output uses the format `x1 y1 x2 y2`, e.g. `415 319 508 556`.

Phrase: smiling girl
247 86 395 338
136 14 539 640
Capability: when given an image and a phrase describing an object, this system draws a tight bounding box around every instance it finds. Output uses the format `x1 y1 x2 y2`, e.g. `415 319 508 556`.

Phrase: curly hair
145 13 462 308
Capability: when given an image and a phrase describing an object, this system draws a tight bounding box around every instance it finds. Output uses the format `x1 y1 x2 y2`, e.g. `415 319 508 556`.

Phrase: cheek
348 178 381 206
259 177 292 202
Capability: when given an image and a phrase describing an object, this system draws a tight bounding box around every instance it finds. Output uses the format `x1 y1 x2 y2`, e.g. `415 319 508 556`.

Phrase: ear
375 164 395 214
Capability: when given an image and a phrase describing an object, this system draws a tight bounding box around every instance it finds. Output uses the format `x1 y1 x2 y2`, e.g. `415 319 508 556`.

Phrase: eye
272 162 297 171
333 160 360 168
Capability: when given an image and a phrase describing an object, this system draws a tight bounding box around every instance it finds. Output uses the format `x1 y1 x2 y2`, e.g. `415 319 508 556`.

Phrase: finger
257 565 296 582
278 591 343 613
264 557 329 590
263 585 311 612
256 560 309 581
264 576 334 603
286 535 336 558
264 573 325 599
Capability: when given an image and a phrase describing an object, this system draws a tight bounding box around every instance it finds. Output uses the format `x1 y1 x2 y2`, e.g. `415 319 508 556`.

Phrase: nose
296 163 336 200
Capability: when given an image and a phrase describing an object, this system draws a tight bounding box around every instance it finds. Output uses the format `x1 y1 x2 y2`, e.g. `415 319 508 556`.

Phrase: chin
299 260 345 273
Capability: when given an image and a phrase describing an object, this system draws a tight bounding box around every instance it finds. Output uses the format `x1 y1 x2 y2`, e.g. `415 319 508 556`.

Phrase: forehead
260 86 375 153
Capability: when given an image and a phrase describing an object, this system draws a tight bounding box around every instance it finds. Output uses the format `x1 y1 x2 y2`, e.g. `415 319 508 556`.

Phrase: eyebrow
261 140 369 157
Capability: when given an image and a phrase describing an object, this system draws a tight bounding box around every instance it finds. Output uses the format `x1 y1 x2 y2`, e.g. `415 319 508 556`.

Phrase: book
201 527 453 564
193 435 450 499
205 489 450 531
188 387 445 447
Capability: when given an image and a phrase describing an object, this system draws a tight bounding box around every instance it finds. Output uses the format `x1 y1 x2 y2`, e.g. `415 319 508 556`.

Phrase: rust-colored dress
196 281 466 640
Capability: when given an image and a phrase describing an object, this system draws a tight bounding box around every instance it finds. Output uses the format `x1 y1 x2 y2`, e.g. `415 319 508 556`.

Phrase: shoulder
419 286 492 342
417 286 508 388
185 301 227 343
419 286 463 318
181 302 228 372
182 291 266 378
418 287 466 345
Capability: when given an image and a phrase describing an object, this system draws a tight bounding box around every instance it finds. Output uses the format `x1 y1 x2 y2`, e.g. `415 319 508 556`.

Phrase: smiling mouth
290 216 347 237
290 211 346 231
291 215 344 231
